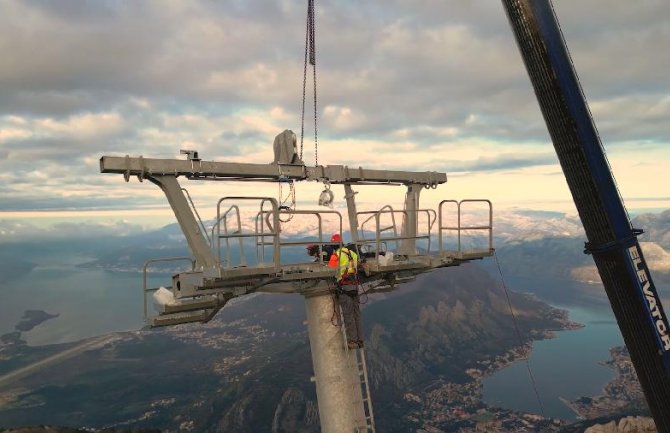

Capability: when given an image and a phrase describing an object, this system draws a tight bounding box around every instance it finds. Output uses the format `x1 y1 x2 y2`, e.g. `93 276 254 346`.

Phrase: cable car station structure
99 130 494 433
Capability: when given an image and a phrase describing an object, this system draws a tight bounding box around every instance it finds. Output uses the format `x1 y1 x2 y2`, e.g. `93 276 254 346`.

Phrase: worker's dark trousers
338 287 363 347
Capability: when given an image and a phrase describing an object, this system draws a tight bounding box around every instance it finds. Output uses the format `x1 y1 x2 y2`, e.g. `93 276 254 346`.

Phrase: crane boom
501 1 670 430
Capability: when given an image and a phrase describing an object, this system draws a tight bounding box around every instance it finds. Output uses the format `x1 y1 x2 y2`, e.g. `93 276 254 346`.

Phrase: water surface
483 303 623 419
0 253 160 345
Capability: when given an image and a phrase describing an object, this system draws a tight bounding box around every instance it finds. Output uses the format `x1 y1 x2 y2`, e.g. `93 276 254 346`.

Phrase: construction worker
327 233 363 349
305 234 341 263
324 233 340 260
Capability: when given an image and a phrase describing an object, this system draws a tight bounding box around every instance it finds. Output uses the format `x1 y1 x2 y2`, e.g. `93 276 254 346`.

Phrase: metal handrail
438 199 493 253
460 199 493 252
223 205 245 266
142 257 195 323
211 204 245 266
438 200 459 251
358 207 436 259
256 209 343 266
358 205 399 237
254 198 281 265
358 206 401 257
420 208 437 253
216 197 280 270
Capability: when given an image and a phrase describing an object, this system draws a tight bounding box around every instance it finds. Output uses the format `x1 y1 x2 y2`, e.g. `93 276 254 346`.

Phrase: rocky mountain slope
0 265 569 432
584 416 656 433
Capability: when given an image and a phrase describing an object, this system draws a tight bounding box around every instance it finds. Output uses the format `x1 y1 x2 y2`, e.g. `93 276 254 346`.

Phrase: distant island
14 310 59 332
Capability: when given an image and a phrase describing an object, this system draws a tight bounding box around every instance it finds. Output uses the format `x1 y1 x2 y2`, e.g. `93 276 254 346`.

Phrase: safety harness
329 246 358 286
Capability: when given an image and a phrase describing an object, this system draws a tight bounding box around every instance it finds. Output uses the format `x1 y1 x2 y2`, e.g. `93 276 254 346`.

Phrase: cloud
0 0 668 217
0 218 147 243
0 194 162 212
590 95 670 143
322 105 367 132
443 153 558 173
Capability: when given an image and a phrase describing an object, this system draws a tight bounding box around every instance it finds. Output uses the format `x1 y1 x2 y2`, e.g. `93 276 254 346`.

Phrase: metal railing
142 256 195 322
214 196 343 271
212 204 245 266
417 208 437 253
438 199 493 254
357 206 436 260
216 197 280 270
256 209 344 267
210 197 492 274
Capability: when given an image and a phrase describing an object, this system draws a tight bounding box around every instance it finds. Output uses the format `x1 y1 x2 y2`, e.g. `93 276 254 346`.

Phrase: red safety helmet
330 233 342 243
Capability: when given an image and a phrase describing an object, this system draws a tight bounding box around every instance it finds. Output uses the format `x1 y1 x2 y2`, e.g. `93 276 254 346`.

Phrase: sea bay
482 303 623 420
0 253 160 345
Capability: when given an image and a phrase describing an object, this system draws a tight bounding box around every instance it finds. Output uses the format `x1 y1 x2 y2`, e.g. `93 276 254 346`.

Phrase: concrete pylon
304 292 366 433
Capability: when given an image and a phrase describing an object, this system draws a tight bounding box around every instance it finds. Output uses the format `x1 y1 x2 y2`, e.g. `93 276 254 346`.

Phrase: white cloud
0 218 147 243
37 112 125 139
0 0 666 219
0 127 30 142
322 105 366 132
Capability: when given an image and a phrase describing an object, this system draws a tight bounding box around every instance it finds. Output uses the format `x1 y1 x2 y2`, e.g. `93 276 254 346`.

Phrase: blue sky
0 0 668 233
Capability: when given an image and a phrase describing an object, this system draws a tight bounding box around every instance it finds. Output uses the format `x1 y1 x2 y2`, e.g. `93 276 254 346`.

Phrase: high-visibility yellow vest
328 247 358 281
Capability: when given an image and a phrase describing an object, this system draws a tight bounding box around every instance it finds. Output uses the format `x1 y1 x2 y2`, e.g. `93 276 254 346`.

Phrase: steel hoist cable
299 0 318 166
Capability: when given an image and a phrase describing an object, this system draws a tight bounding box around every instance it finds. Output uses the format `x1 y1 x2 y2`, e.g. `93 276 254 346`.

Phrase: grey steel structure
100 130 493 433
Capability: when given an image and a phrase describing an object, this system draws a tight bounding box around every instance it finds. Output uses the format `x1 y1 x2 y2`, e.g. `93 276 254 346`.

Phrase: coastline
406 305 581 432
562 346 648 420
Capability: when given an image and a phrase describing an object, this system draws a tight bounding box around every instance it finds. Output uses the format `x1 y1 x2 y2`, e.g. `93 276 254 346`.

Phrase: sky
0 0 669 235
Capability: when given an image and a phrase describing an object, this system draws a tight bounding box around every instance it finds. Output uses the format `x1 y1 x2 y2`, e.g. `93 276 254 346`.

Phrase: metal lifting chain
278 175 296 223
299 0 318 166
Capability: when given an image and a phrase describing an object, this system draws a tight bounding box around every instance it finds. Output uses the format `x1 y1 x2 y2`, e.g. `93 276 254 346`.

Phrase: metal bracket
584 228 644 255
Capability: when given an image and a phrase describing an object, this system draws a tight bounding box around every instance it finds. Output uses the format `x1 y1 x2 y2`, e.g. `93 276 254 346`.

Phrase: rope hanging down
494 251 546 417
299 0 318 166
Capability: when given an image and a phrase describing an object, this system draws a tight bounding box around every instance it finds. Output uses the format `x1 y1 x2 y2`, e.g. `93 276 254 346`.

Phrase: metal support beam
149 175 219 270
399 184 423 255
344 184 359 242
304 292 366 433
100 154 446 187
